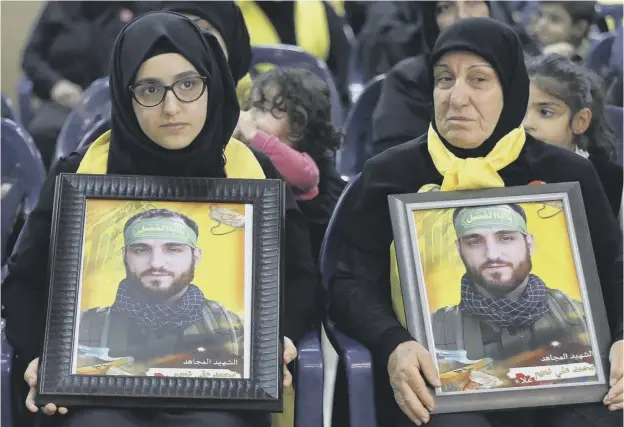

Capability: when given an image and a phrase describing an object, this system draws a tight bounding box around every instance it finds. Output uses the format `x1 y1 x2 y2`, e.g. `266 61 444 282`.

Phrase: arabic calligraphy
182 359 239 367
507 362 596 384
133 223 187 237
462 210 514 225
540 351 592 363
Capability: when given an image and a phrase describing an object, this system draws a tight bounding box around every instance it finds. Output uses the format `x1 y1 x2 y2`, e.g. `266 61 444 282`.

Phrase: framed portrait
37 174 285 411
388 183 611 413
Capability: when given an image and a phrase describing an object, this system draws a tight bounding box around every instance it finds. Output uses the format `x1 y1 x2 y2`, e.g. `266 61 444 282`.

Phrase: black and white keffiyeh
459 273 549 329
111 280 204 332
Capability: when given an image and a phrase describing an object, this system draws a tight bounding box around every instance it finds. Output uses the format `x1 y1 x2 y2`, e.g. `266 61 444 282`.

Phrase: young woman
524 54 622 217
3 11 320 427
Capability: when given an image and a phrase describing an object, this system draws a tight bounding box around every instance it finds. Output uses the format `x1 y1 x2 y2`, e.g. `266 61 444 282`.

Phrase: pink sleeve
248 131 320 197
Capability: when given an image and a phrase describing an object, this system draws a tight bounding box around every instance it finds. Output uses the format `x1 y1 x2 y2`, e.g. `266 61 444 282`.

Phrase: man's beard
461 247 533 298
124 258 196 300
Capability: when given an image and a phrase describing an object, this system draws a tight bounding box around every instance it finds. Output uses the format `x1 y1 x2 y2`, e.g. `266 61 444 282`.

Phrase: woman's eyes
139 85 159 95
539 108 555 118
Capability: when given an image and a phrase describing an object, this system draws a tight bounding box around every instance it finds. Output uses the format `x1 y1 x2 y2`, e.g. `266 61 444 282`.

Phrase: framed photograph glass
388 183 611 413
37 174 285 411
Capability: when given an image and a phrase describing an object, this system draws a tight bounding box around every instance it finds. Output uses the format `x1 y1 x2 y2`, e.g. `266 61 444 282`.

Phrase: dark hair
246 67 342 162
542 1 596 40
124 208 199 237
453 203 527 230
527 54 617 161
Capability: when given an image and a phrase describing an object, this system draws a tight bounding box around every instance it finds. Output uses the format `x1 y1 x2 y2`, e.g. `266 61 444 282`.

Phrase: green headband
124 217 198 248
454 205 527 238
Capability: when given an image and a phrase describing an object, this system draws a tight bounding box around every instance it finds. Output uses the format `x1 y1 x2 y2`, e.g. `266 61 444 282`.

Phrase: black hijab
107 11 240 178
428 17 529 159
162 1 251 84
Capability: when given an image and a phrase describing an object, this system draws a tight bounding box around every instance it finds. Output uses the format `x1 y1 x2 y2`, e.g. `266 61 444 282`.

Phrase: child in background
524 54 622 219
533 1 596 61
233 67 345 260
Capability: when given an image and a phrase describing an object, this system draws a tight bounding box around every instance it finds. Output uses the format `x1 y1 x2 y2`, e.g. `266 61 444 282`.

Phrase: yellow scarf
390 126 527 327
236 1 330 61
77 131 296 427
77 130 265 179
427 125 526 191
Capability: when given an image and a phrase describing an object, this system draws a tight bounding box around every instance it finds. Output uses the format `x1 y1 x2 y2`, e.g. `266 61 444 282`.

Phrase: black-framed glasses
129 76 208 108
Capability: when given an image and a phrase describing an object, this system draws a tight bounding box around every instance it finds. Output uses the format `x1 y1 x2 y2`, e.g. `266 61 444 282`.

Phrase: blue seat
338 74 385 180
1 93 17 122
294 331 324 427
319 174 378 427
1 119 46 217
586 32 617 78
1 318 13 427
17 77 34 128
1 119 46 263
605 105 623 166
53 77 111 168
346 37 365 103
76 116 111 150
250 45 344 127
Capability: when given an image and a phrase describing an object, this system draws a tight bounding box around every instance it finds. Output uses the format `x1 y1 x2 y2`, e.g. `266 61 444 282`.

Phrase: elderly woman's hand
604 340 623 411
283 336 297 388
388 341 441 426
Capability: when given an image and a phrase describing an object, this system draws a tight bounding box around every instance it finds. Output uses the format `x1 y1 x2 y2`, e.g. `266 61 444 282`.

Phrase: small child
233 67 345 259
533 1 596 61
524 54 622 218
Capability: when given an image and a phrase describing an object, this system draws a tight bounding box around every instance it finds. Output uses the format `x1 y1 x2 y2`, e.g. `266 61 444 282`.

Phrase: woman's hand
283 336 297 388
25 358 68 415
388 341 441 426
604 340 623 411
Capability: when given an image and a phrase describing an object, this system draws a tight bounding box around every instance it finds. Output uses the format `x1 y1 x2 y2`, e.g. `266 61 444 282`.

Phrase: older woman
330 18 623 427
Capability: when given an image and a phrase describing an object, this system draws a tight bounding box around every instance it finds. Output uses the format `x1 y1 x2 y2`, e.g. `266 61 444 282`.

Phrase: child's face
523 82 575 150
248 88 292 146
535 4 573 46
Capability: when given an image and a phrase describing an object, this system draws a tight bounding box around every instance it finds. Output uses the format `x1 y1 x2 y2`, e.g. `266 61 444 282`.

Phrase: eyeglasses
129 76 208 108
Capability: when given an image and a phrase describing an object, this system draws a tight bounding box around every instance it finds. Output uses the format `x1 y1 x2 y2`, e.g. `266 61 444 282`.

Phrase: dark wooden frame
37 174 285 411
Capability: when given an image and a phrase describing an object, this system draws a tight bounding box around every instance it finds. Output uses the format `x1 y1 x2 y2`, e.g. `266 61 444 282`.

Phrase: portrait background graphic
412 201 582 313
80 199 248 318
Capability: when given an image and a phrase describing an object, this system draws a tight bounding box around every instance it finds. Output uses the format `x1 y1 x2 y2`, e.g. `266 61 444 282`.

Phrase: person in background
162 1 251 103
534 1 597 61
358 1 519 83
236 0 352 106
234 67 346 261
524 54 622 218
22 1 150 169
370 1 492 157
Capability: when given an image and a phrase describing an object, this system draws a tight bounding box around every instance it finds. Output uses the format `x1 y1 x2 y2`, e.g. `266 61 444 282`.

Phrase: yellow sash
236 0 330 61
77 131 297 427
389 126 527 327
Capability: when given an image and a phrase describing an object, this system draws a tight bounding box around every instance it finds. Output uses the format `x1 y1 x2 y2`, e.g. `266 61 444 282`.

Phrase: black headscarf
107 11 240 178
162 1 251 84
428 17 529 158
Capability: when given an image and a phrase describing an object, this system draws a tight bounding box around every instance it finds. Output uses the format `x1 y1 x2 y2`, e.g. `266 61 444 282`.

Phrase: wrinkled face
248 87 291 145
435 1 490 30
523 82 575 150
535 4 574 46
183 13 229 59
433 51 504 149
123 239 202 298
132 53 208 150
457 228 534 297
